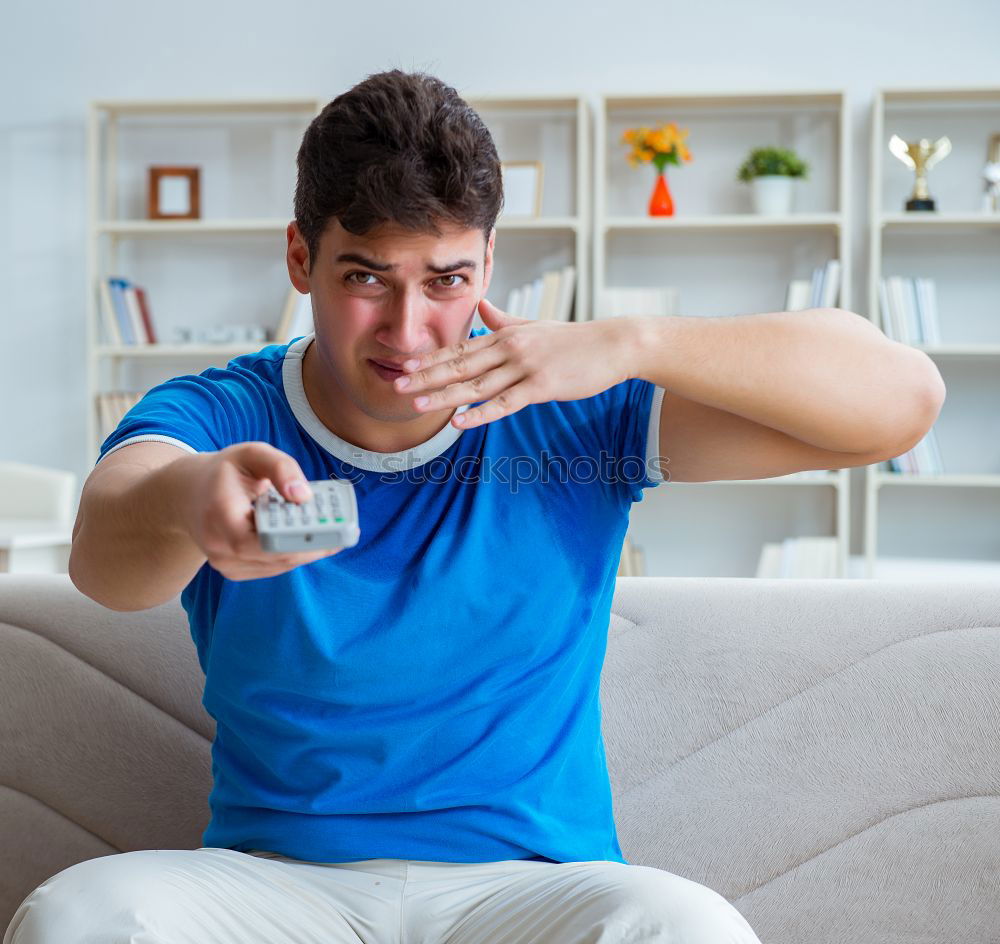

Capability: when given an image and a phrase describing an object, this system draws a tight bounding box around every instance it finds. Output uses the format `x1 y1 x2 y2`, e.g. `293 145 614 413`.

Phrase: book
784 279 812 311
799 258 841 310
756 535 839 578
879 276 941 346
123 284 149 344
535 270 561 321
134 285 157 344
95 390 144 441
101 277 160 345
275 287 314 343
500 267 577 323
98 278 122 346
107 277 135 345
552 265 576 322
597 286 678 319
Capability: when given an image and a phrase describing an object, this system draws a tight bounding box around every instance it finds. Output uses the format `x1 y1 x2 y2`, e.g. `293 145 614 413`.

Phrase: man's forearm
69 455 207 611
616 307 946 454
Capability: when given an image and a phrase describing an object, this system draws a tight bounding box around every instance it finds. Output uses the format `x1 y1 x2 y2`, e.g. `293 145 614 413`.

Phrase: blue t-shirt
97 327 665 864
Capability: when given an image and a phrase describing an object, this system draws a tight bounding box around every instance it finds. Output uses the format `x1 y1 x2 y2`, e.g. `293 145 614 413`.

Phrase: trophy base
905 197 936 211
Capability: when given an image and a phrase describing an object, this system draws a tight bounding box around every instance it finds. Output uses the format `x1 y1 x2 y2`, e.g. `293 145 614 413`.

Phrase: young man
9 71 942 944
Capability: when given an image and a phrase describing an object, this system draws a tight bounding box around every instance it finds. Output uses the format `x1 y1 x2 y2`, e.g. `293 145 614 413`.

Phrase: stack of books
98 277 158 345
886 428 944 475
275 288 314 344
756 535 840 577
503 266 577 322
596 286 678 319
878 276 941 345
784 258 841 311
96 391 144 441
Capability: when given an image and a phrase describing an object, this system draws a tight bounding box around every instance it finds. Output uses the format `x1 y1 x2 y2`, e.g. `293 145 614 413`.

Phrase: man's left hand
393 298 633 429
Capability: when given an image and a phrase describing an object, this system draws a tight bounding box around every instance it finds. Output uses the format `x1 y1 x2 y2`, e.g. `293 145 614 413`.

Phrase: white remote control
253 479 360 553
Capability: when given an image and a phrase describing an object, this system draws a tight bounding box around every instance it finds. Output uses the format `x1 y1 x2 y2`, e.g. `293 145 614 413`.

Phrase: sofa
2 572 998 942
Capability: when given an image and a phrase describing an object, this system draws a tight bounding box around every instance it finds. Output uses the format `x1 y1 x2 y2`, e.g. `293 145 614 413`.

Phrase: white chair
0 461 78 573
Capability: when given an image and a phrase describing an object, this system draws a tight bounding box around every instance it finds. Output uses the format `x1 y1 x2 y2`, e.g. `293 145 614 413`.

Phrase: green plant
736 146 809 182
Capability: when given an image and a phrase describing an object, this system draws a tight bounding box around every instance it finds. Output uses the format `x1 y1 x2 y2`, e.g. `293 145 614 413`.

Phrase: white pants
4 847 762 944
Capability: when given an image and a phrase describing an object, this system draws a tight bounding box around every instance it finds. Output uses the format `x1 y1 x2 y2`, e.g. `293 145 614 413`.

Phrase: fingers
227 441 313 503
394 334 498 391
209 546 342 581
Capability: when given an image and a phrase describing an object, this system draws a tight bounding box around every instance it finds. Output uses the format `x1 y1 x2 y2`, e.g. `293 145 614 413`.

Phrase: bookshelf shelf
603 213 842 232
864 84 1000 574
916 344 1000 357
495 217 581 233
92 98 321 116
85 97 325 463
596 88 852 577
459 92 591 327
96 219 290 236
880 211 1000 229
873 472 1000 488
96 344 264 359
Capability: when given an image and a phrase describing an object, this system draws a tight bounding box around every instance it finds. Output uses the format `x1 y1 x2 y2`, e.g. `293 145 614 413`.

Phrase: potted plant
621 123 693 216
736 146 809 215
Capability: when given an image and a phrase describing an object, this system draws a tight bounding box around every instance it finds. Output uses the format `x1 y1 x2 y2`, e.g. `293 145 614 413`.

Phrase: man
7 70 942 944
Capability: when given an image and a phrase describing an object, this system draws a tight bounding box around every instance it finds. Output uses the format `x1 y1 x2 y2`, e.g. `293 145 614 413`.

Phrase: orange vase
648 171 674 216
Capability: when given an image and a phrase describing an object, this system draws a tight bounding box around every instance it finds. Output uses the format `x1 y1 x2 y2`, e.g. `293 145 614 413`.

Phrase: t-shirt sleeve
587 376 667 504
96 370 247 467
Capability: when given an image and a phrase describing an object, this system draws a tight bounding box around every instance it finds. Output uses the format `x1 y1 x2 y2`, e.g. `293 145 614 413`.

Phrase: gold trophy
888 134 952 211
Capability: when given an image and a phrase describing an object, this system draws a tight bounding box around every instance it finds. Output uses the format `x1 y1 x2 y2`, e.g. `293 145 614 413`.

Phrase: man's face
287 216 494 426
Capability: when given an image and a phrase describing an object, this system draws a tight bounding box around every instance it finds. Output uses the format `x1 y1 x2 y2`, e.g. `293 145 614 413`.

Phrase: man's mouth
369 359 406 382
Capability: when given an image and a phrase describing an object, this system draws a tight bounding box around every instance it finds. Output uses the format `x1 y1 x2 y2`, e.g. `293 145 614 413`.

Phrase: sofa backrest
2 573 998 942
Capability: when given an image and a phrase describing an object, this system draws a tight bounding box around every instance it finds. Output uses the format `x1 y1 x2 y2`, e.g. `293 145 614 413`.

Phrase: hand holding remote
177 441 344 581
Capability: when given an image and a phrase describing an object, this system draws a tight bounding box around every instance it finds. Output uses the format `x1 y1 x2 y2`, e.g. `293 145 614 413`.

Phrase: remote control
253 479 360 553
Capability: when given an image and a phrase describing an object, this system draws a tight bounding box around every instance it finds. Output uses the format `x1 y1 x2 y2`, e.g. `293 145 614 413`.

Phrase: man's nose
378 288 431 355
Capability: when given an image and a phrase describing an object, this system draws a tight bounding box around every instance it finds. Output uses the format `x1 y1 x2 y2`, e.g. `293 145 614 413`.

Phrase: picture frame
148 166 201 220
500 161 543 218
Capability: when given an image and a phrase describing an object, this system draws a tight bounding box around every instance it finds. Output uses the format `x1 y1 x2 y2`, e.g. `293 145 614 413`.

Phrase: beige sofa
2 573 998 942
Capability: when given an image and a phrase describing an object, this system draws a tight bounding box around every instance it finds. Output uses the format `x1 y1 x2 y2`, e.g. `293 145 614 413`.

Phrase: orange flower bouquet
621 123 693 216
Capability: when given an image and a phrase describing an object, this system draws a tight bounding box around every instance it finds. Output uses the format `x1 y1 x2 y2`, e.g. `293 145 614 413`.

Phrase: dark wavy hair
293 70 504 269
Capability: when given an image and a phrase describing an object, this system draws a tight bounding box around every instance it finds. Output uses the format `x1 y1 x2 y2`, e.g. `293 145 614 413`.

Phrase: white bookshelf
594 90 852 577
84 97 324 465
864 86 1000 577
460 93 590 326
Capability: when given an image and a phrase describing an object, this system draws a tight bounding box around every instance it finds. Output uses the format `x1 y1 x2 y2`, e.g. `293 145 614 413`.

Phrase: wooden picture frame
148 166 201 220
500 161 543 217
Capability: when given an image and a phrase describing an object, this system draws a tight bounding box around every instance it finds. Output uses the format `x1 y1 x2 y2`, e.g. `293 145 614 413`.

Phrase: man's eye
346 272 379 286
436 274 466 288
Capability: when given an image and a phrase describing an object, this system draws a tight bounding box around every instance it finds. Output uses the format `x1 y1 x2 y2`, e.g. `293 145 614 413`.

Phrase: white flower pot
751 175 795 215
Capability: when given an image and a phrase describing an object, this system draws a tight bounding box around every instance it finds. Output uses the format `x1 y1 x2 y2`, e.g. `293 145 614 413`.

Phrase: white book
877 278 891 335
888 277 909 344
290 292 313 341
598 286 678 319
808 265 824 308
505 286 523 318
821 259 841 308
553 265 576 321
98 278 122 346
525 277 545 319
904 278 922 344
755 542 782 578
123 284 149 344
785 279 812 311
916 278 941 345
536 270 562 321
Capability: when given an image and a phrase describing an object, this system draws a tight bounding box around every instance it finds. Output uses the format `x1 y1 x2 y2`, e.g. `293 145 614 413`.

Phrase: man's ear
286 221 311 293
481 227 495 297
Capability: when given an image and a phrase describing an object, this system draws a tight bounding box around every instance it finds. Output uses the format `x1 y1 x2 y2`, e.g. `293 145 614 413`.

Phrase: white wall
2 0 998 557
